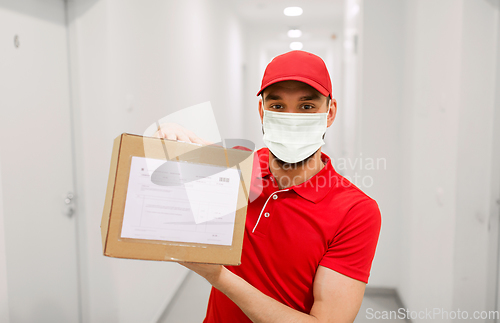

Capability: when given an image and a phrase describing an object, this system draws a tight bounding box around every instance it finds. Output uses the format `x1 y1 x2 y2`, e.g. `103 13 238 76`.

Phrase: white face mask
262 108 329 164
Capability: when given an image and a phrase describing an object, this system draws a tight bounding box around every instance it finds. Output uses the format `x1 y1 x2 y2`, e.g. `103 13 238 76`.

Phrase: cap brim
257 76 331 98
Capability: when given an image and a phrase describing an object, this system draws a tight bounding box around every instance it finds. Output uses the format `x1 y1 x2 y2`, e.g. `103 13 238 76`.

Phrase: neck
268 150 325 189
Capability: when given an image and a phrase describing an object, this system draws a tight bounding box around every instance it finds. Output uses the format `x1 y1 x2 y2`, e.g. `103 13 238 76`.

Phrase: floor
158 271 407 323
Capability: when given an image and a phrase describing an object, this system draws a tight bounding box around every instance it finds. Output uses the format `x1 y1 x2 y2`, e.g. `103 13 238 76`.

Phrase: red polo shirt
204 148 381 322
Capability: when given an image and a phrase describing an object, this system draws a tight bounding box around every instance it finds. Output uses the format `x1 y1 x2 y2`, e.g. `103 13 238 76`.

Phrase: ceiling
233 0 344 53
234 0 344 27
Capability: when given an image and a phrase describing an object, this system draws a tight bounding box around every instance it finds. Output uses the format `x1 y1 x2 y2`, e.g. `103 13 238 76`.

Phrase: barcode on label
219 177 229 183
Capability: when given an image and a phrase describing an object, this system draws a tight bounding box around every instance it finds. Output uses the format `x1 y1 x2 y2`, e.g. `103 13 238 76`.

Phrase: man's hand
182 263 365 323
153 122 213 145
179 262 223 287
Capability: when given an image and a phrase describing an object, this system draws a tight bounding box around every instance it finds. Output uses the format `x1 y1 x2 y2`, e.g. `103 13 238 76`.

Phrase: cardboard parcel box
101 133 253 265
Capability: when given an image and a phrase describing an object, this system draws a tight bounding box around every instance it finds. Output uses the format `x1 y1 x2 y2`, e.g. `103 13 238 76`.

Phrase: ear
258 98 264 123
327 98 337 128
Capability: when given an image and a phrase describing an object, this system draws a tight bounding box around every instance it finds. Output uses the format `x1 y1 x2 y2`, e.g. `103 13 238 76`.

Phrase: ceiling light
284 7 303 17
289 42 303 50
287 29 302 38
350 4 360 17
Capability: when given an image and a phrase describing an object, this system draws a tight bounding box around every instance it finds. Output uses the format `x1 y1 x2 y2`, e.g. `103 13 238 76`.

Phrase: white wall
493 1 500 314
0 1 81 321
342 0 362 165
356 0 500 319
342 0 407 290
398 0 464 314
66 0 245 321
356 0 404 287
452 0 499 316
0 154 9 323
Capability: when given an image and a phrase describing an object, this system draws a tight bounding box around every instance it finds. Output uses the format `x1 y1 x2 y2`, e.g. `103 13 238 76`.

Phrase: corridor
0 0 499 322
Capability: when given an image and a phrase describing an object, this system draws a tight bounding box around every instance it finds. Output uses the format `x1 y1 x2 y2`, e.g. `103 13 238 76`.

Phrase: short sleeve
319 199 381 283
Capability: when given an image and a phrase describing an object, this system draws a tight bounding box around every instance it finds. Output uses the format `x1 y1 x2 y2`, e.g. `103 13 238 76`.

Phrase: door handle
63 192 75 218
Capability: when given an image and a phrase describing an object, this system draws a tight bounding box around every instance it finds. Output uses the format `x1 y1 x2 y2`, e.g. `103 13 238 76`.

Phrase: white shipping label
120 156 241 246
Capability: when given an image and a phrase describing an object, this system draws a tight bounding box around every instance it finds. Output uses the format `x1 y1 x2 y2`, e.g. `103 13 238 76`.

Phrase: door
0 0 80 322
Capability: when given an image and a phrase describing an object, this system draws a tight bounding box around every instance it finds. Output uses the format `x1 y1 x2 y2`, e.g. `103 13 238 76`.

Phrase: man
156 50 381 322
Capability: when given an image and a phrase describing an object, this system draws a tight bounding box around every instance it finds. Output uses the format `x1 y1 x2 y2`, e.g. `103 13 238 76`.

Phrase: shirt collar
255 148 272 178
255 148 338 204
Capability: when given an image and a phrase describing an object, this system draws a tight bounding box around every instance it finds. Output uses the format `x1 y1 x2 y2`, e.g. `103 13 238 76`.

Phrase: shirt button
264 212 270 218
272 195 278 200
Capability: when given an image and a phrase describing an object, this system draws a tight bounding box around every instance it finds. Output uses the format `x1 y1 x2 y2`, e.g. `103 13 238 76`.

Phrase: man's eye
271 105 283 109
301 105 314 110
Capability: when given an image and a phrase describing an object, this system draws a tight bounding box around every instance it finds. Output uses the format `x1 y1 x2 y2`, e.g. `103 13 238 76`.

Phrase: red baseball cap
257 50 332 99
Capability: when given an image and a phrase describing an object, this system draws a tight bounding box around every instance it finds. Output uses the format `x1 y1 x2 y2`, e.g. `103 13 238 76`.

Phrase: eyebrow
264 93 322 101
264 93 282 101
298 94 321 101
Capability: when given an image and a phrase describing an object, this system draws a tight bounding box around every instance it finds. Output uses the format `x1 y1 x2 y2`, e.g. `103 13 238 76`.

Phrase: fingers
165 132 177 141
176 132 191 143
153 123 209 145
202 139 215 145
188 135 205 145
152 130 163 138
183 129 206 145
